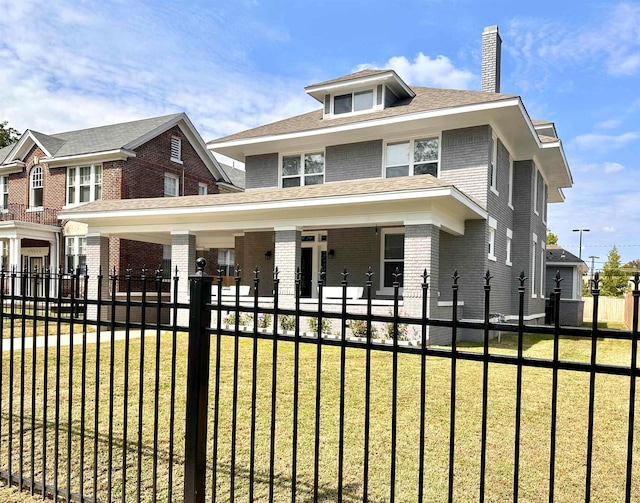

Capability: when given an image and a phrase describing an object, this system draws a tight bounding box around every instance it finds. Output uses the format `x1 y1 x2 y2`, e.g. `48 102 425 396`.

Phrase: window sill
170 158 183 165
506 260 512 267
534 210 539 216
488 254 497 262
26 207 43 213
490 186 499 196
508 203 514 211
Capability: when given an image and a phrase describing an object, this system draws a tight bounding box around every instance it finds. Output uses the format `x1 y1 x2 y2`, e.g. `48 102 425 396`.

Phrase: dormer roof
304 69 415 103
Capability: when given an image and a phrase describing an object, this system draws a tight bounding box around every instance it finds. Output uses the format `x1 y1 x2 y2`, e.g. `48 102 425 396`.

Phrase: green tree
600 245 628 297
0 121 19 148
546 229 559 245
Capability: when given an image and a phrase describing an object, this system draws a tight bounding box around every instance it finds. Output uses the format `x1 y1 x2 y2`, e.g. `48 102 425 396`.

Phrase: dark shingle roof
219 162 245 189
47 113 183 157
211 86 517 144
0 144 14 163
546 245 584 264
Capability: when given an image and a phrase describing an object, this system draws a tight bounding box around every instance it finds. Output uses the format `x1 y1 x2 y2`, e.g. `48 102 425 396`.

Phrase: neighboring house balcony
0 203 61 227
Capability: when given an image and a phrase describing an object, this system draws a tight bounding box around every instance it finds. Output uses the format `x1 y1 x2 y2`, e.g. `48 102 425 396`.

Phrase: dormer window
334 90 374 115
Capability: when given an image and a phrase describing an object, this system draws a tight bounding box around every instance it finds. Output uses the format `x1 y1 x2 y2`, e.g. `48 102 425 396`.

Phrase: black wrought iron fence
0 263 637 502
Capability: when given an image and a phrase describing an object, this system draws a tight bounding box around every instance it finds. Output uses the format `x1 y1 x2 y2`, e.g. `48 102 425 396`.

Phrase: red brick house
0 113 239 284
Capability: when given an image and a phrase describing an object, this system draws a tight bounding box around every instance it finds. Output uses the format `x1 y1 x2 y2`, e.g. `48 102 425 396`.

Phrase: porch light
328 249 335 258
265 250 272 260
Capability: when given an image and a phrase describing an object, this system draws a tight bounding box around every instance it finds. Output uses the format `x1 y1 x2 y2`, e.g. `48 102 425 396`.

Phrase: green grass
0 328 639 502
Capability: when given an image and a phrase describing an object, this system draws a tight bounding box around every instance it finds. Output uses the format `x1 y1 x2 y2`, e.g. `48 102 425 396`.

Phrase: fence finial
554 270 564 289
365 267 374 283
392 266 402 286
452 270 460 285
234 264 241 278
631 272 640 292
484 269 492 286
518 271 527 287
273 266 279 281
422 268 430 283
253 266 260 279
341 267 349 283
589 271 601 294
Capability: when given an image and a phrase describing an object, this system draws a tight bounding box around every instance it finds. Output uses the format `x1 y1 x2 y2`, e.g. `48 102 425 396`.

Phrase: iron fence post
184 258 213 503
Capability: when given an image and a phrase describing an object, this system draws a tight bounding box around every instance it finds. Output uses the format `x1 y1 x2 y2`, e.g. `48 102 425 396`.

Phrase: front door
29 256 44 296
300 248 313 298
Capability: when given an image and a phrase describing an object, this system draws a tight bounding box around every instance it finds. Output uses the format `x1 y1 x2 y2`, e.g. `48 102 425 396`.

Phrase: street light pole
572 228 590 260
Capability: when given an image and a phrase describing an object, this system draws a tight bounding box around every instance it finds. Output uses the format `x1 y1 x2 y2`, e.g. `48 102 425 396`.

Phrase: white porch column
274 227 301 303
403 222 440 320
86 233 110 322
9 237 21 295
171 231 196 325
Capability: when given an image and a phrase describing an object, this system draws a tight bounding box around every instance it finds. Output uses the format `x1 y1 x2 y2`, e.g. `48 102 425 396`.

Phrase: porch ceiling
58 175 487 248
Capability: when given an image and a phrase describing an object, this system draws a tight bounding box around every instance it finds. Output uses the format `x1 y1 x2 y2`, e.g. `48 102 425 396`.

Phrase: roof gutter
43 149 136 167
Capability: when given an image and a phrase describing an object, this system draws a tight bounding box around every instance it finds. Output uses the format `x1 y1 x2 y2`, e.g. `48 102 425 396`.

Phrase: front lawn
0 328 638 502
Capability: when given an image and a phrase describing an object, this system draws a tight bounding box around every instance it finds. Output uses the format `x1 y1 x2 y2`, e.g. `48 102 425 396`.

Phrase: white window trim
378 227 405 295
170 136 183 164
164 173 180 197
541 183 547 224
490 133 499 196
279 151 326 188
198 182 208 195
29 165 43 210
66 164 102 207
65 236 87 273
383 135 441 178
0 175 8 212
508 155 514 210
533 166 539 216
532 233 538 298
506 228 513 267
488 217 497 262
540 242 546 298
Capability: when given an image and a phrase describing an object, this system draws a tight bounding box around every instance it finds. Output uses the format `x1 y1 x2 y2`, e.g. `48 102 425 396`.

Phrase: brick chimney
481 25 502 93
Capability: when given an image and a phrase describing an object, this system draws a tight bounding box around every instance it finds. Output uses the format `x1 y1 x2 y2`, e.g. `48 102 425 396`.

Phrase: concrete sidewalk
1 329 145 352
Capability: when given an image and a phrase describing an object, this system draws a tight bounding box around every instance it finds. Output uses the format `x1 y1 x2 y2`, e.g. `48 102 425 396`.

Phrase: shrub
348 319 378 338
308 317 332 336
279 314 296 332
384 308 414 341
223 312 253 326
257 313 272 329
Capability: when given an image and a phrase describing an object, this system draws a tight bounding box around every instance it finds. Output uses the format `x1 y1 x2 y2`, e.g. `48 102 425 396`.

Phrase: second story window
164 173 179 197
334 89 374 115
385 137 439 178
30 165 43 209
0 176 8 210
281 152 324 188
68 164 102 205
170 136 182 163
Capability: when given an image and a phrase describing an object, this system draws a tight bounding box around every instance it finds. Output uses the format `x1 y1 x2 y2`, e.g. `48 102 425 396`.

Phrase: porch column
9 237 21 295
171 231 197 325
403 222 440 320
86 233 110 322
274 227 301 303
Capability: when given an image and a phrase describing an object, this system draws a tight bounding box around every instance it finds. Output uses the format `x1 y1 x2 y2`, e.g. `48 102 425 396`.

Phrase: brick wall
326 227 379 289
245 153 279 190
325 140 382 182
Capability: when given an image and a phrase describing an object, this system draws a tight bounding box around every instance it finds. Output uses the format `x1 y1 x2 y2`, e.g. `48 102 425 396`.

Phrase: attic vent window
170 136 182 163
334 89 374 115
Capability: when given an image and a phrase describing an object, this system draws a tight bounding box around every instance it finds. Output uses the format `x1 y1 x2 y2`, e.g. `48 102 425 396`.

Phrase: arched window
30 165 43 208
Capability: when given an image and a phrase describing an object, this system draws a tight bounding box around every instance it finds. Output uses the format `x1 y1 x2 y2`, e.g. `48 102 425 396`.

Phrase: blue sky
1 0 639 270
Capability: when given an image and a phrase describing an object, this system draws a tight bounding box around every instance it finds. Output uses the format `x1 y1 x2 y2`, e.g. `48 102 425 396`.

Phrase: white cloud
506 2 640 85
603 227 616 232
603 162 625 173
597 119 622 130
571 132 640 151
0 0 313 142
357 52 475 89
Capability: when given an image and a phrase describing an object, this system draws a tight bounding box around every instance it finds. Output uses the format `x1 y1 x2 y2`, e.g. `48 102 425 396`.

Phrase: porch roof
58 175 487 249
